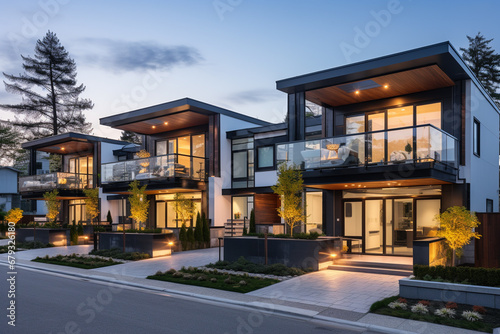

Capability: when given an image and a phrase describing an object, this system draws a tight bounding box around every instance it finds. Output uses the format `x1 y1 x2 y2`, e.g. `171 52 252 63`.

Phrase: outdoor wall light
168 241 174 246
384 84 389 89
330 253 337 258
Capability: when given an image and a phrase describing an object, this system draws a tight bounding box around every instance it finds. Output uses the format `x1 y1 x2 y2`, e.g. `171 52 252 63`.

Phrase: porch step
328 264 413 276
336 260 413 271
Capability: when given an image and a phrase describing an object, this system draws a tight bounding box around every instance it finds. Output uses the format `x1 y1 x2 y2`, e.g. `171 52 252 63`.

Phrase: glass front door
365 200 383 254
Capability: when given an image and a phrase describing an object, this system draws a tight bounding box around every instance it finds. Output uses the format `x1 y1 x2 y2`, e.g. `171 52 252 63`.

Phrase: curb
3 261 415 334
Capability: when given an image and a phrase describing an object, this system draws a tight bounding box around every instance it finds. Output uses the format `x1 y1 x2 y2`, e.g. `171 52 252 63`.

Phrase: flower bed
33 254 122 269
413 265 500 287
148 267 279 293
89 248 150 261
205 256 309 277
371 296 500 333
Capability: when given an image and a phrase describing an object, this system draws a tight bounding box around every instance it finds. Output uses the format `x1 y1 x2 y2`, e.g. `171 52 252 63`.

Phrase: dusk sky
1 0 499 139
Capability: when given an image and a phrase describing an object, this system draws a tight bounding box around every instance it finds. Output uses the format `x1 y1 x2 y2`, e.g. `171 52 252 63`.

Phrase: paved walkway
0 245 485 334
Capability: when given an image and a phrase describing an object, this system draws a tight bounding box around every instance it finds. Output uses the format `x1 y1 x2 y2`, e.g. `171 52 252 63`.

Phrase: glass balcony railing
19 173 93 192
101 154 207 184
276 125 458 170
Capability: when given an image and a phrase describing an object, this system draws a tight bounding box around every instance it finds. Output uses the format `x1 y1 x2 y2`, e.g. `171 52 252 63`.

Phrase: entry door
364 200 383 254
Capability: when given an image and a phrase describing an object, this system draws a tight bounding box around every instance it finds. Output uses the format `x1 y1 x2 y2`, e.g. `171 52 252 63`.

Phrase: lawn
148 267 280 293
370 296 500 333
33 254 122 269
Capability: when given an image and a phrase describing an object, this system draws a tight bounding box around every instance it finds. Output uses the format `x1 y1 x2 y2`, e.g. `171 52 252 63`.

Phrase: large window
473 118 480 156
257 146 274 169
68 156 93 187
69 199 86 224
155 134 205 179
232 138 254 188
155 192 202 228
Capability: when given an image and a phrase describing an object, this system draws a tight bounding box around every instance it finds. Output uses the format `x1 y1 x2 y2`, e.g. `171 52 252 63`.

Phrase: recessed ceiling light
164 122 168 125
61 147 65 151
152 125 156 129
384 84 389 89
355 90 360 95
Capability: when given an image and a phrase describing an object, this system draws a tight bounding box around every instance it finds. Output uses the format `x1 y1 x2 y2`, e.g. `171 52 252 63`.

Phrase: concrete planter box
399 278 500 309
224 236 340 270
97 232 174 257
16 228 70 246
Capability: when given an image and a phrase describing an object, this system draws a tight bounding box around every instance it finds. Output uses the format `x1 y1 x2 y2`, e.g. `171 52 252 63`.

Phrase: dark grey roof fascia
276 41 500 114
100 97 271 128
21 132 129 149
227 123 287 139
0 166 21 173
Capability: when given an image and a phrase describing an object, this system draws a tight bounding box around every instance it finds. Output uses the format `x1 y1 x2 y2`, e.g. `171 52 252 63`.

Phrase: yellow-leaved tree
83 188 100 225
272 163 305 236
435 206 481 266
5 208 23 224
43 189 60 224
128 180 149 230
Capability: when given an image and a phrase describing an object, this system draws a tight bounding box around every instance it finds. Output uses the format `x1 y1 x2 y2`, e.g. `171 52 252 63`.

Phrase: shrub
210 277 217 283
446 302 458 309
411 303 429 314
397 297 407 304
224 277 235 284
472 305 487 314
202 212 210 246
418 300 430 306
179 223 187 250
249 209 256 234
461 311 482 322
166 268 176 275
197 275 207 281
194 212 203 247
388 301 407 310
239 280 247 286
77 222 84 236
413 265 500 287
172 272 183 278
434 308 456 318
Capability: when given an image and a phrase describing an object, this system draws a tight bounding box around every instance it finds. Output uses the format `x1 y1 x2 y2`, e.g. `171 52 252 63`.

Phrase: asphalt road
0 267 377 334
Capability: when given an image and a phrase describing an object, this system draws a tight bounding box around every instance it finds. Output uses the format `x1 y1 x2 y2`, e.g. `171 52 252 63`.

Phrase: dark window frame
256 145 275 171
473 118 480 157
486 198 493 213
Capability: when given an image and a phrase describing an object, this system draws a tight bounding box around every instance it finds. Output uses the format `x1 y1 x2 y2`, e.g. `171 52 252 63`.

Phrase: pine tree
249 208 256 234
202 212 210 247
120 130 142 144
0 122 23 165
460 32 500 106
194 211 203 248
1 31 93 139
179 223 187 250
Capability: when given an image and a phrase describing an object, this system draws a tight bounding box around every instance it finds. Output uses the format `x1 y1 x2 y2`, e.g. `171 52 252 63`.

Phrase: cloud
77 38 203 72
228 89 282 104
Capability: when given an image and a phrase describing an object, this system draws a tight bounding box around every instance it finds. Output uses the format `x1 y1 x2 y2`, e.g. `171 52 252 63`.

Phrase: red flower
445 302 457 309
473 305 487 314
418 300 430 306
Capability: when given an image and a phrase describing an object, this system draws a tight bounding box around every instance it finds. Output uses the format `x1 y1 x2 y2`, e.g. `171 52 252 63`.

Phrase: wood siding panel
475 213 500 268
254 194 280 225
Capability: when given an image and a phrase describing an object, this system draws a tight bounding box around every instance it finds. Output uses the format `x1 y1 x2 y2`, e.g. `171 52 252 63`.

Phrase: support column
323 190 335 236
287 92 306 142
29 148 37 175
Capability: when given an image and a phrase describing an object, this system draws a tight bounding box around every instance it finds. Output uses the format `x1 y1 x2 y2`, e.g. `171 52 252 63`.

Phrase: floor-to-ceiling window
231 138 254 188
68 156 93 188
155 192 202 228
69 199 86 224
305 191 323 233
155 134 206 179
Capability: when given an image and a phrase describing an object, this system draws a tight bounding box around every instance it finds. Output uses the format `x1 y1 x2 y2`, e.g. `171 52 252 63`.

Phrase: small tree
249 208 256 234
202 212 210 247
187 225 195 250
5 208 23 224
70 221 78 245
272 163 306 236
173 193 196 227
194 211 203 248
106 210 113 224
128 180 149 230
179 223 188 250
43 189 60 224
83 188 100 226
435 206 481 266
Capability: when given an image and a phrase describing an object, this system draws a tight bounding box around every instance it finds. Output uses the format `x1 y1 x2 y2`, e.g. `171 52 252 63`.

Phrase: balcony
277 125 457 171
101 154 207 184
19 173 93 193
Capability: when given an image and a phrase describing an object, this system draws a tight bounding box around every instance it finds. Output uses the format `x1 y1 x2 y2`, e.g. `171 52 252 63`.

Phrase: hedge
413 265 500 287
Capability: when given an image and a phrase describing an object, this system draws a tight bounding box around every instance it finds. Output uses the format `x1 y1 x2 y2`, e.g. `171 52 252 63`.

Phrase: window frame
256 145 275 171
473 118 480 157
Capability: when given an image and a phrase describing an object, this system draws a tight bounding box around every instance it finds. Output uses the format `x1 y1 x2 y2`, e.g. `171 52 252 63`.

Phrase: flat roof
22 132 129 150
277 42 499 113
100 97 271 129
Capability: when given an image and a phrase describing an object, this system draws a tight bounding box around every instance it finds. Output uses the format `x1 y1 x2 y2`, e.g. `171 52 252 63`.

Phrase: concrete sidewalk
0 245 484 334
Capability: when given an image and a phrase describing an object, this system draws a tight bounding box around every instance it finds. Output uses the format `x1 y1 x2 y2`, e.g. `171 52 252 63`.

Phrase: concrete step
335 260 413 271
328 264 413 276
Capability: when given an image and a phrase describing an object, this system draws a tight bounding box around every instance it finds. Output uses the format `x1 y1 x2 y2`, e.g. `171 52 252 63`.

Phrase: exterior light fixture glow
84 236 88 240
168 241 174 246
384 84 389 89
330 253 337 258
152 125 156 129
61 147 65 151
355 90 360 95
164 122 168 125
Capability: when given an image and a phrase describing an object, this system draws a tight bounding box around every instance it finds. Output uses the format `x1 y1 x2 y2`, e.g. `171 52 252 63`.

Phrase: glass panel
346 115 365 134
305 192 322 233
387 106 413 129
305 100 323 117
416 199 440 238
416 126 431 161
393 199 413 255
88 156 93 174
232 151 247 178
367 113 385 131
168 139 177 154
193 157 205 180
192 134 205 157
166 201 177 228
232 196 251 220
156 140 167 156
367 132 385 164
79 157 88 174
387 128 413 162
178 136 190 156
365 200 383 254
177 155 191 177
344 202 362 237
345 135 364 165
429 127 443 161
156 202 166 228
385 199 394 254
417 103 441 128
69 159 76 174
258 146 274 168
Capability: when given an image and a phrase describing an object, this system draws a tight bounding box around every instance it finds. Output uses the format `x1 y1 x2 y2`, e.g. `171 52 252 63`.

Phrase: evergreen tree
249 208 256 234
460 32 500 106
179 223 187 250
187 226 195 250
0 122 23 165
120 130 142 144
194 211 203 247
202 212 210 247
1 31 93 139
106 210 113 224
